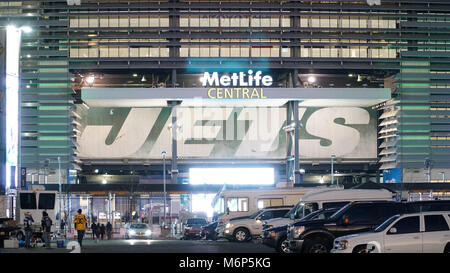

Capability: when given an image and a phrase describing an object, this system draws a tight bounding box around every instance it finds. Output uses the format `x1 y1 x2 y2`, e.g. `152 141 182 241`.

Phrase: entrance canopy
82 87 390 107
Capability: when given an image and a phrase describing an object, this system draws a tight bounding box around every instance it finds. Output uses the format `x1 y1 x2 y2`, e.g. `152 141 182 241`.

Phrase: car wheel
303 237 331 253
444 244 450 254
353 245 369 253
276 236 291 254
233 228 250 242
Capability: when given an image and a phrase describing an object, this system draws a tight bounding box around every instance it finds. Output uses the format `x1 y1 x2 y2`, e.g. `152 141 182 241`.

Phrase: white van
14 189 58 240
264 186 396 229
212 185 310 234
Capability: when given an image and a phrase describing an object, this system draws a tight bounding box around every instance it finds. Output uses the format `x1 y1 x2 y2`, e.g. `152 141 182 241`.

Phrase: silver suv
332 211 450 253
222 206 292 242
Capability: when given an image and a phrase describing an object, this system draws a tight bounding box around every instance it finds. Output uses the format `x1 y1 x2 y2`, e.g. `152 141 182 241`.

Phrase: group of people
90 221 113 241
22 208 113 249
23 211 53 249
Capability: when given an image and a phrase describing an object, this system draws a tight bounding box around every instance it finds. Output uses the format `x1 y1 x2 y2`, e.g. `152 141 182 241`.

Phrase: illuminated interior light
86 76 95 85
102 178 107 184
307 76 316 83
189 168 274 185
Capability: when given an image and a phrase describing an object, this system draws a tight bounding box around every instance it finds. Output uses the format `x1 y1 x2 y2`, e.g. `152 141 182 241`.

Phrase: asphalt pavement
0 238 276 253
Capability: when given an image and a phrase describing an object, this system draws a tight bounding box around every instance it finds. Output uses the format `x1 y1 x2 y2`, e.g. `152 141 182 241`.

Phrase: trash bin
56 239 65 248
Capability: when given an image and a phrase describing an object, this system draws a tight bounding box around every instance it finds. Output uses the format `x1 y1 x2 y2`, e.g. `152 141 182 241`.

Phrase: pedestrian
60 218 65 233
74 209 87 247
95 222 101 241
106 222 112 240
90 221 98 241
23 212 34 248
100 224 106 240
41 211 52 249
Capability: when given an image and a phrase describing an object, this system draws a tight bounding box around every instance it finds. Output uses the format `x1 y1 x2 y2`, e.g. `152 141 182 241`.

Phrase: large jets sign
77 107 377 160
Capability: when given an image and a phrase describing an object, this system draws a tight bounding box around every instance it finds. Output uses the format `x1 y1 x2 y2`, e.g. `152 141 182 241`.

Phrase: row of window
224 197 283 212
388 215 450 234
69 45 398 58
69 15 396 29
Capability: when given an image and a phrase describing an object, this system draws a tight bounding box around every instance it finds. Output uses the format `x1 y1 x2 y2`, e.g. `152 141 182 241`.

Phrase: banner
77 106 377 161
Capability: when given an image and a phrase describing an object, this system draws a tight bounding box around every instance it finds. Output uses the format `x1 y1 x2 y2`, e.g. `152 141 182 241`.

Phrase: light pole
57 157 62 234
331 155 335 185
162 151 167 227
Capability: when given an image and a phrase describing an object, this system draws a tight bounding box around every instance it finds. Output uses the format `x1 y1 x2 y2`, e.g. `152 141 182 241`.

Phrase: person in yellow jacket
74 209 87 247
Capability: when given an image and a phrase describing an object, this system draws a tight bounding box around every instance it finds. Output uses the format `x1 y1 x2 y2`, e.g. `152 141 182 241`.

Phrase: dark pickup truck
286 200 450 253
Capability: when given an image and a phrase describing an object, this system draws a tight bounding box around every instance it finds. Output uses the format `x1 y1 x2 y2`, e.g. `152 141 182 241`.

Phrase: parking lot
0 238 275 254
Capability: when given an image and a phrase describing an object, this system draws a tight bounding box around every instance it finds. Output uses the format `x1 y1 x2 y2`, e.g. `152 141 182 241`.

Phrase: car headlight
225 223 233 229
145 230 152 236
185 226 191 230
128 230 136 235
293 226 305 239
336 240 348 250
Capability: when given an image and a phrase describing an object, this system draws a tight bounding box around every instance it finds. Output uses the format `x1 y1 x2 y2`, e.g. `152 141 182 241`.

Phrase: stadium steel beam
169 100 181 184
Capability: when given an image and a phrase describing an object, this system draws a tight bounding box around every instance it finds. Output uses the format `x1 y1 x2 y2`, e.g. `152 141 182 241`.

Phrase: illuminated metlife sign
202 70 273 99
201 70 273 87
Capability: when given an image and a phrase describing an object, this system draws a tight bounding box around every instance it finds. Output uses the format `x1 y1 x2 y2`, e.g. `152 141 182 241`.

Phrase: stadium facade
1 0 450 195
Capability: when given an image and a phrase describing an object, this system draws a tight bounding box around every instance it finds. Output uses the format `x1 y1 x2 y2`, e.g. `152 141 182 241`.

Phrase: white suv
222 206 292 242
332 211 450 253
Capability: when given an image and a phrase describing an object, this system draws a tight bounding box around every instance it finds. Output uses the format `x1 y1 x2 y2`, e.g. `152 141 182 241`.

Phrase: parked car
262 208 339 253
201 221 218 240
287 200 450 253
222 206 293 242
125 223 152 239
332 211 450 253
183 218 208 240
262 187 394 231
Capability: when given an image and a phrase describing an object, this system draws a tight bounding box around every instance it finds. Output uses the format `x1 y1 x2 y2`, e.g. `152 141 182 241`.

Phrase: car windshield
187 219 207 225
374 215 400 232
130 224 148 229
283 207 296 218
249 210 263 219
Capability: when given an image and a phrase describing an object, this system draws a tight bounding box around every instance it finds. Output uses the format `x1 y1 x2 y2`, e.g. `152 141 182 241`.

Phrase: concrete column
292 101 301 184
293 69 299 87
170 101 180 184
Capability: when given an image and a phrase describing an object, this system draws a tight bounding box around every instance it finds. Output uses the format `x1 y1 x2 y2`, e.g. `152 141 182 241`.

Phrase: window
304 202 319 216
227 197 248 212
389 216 420 234
425 215 449 232
343 204 378 224
377 203 406 222
257 198 283 209
20 193 37 210
322 201 349 210
38 193 55 210
259 211 274 220
273 209 290 218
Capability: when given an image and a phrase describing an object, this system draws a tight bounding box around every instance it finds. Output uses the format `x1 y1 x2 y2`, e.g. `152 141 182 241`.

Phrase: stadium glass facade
1 0 450 192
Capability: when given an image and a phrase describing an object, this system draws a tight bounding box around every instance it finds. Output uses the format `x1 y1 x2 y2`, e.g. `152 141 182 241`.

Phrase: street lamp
161 151 167 227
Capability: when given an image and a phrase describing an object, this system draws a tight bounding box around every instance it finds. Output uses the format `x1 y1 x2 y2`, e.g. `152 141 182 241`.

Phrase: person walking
100 224 106 240
106 222 113 240
23 212 34 248
41 211 52 249
90 222 98 241
74 209 87 247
